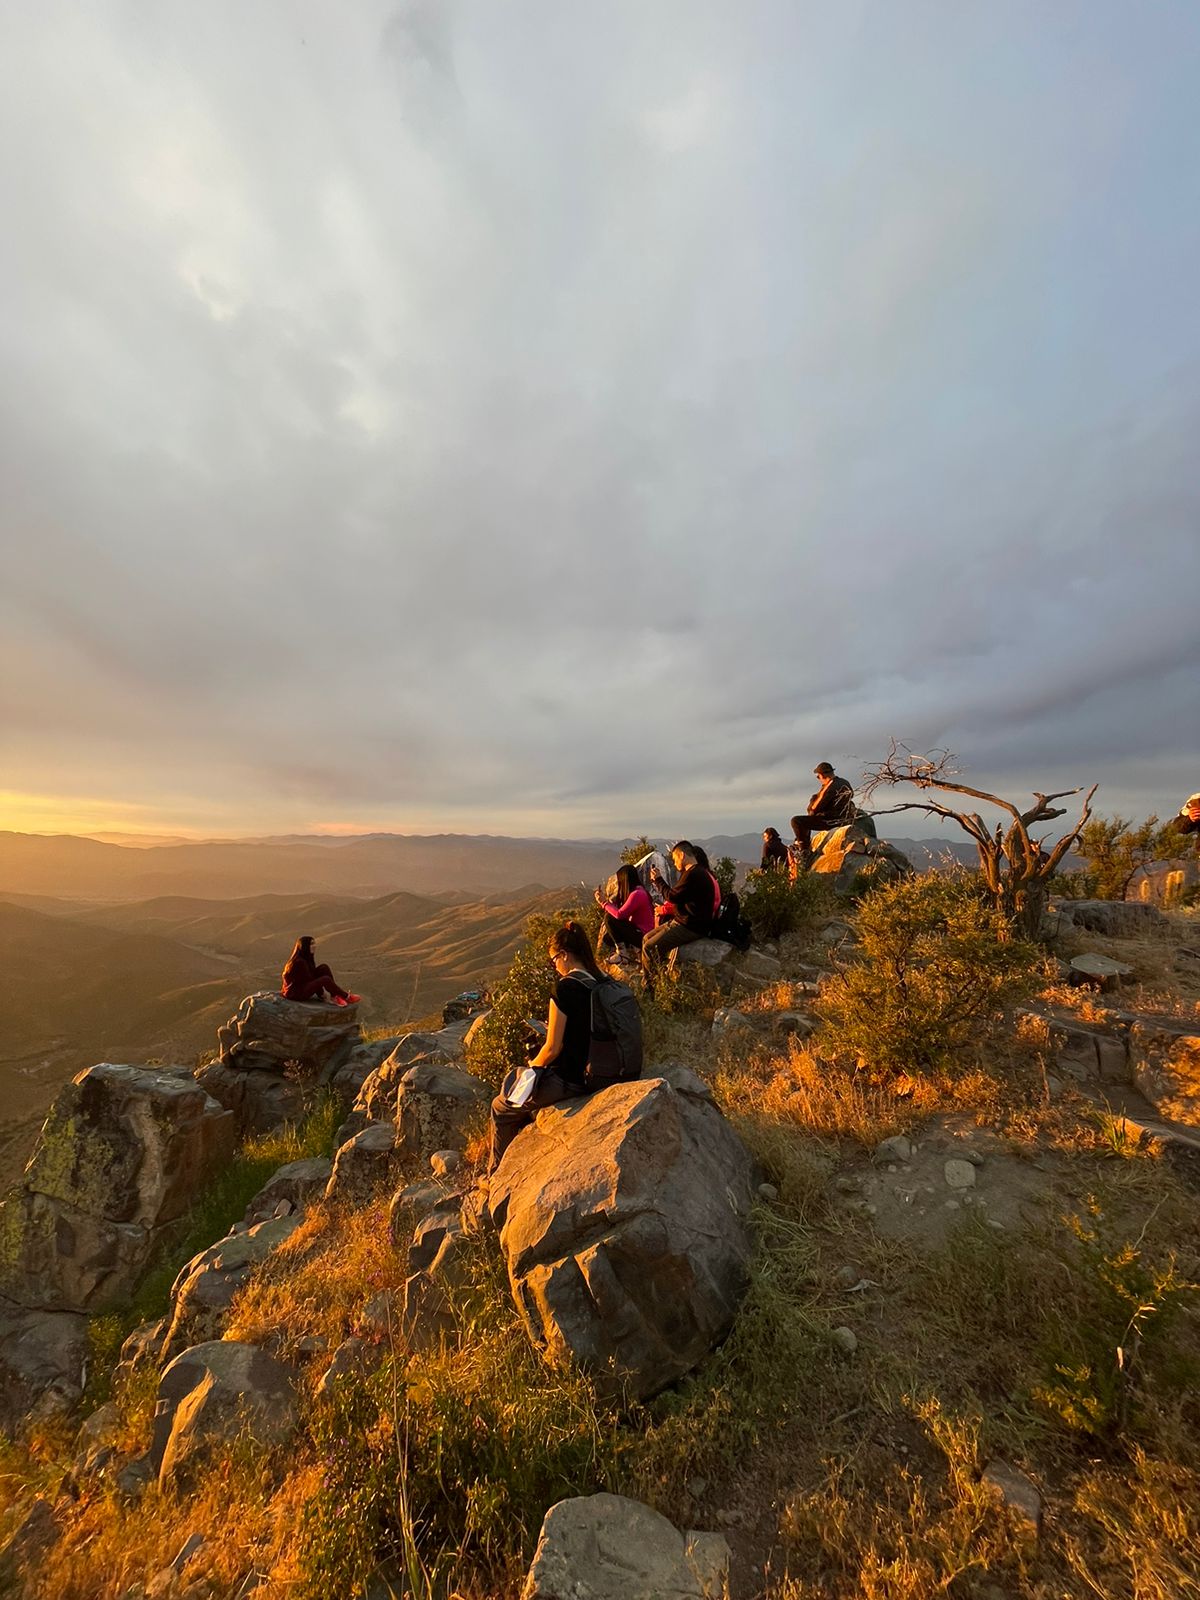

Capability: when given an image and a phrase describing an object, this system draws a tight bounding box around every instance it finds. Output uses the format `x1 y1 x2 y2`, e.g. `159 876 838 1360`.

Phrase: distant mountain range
0 829 978 903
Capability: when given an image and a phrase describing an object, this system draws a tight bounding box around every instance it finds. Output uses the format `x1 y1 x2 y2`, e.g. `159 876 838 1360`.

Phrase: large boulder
326 1035 403 1110
161 1215 302 1361
0 1065 235 1314
521 1493 729 1600
194 1060 307 1137
151 1341 297 1490
395 1062 490 1159
355 1027 479 1124
1056 900 1168 938
489 1067 756 1400
0 1303 88 1433
216 991 360 1075
243 1157 333 1226
325 1123 404 1205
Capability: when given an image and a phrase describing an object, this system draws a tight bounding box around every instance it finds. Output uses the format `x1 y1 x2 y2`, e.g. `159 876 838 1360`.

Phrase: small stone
982 1458 1041 1539
757 1182 779 1202
272 1199 293 1218
944 1159 976 1190
834 1264 860 1289
944 1199 960 1210
429 1150 462 1176
831 1325 858 1355
716 1508 746 1529
835 1175 861 1194
874 1134 914 1164
687 1476 709 1499
116 1455 155 1496
961 1149 985 1167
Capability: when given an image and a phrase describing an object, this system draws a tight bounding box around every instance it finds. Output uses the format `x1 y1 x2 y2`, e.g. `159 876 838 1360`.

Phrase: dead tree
864 742 1097 938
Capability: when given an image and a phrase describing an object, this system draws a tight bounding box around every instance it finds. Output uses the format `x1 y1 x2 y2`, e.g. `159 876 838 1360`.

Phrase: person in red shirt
594 864 655 956
281 936 360 1006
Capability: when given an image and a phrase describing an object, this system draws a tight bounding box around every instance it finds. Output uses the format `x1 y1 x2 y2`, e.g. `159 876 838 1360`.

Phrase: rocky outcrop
325 1035 403 1110
215 991 360 1075
151 1341 297 1491
521 1493 729 1600
161 1215 302 1361
809 819 912 892
442 988 491 1025
1056 900 1167 938
0 1304 88 1433
325 1123 404 1205
489 1066 756 1400
395 1062 490 1159
194 1060 307 1138
0 1064 235 1315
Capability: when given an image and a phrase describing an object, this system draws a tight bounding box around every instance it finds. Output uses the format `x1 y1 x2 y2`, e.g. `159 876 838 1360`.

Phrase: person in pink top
593 864 655 957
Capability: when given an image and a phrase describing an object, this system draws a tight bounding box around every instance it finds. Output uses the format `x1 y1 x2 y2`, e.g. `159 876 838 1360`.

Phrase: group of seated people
760 761 857 875
595 839 723 990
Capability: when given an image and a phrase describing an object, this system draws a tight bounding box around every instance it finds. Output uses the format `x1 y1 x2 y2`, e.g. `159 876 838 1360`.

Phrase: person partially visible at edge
594 864 655 956
761 826 788 871
789 762 857 870
1173 793 1200 840
281 936 360 1006
489 920 605 1172
642 841 720 994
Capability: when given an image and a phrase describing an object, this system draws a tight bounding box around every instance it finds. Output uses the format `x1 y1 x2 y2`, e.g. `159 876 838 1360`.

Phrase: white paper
508 1066 539 1108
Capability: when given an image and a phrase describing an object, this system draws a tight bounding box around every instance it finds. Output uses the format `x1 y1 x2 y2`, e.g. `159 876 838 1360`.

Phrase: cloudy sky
2 1 1198 840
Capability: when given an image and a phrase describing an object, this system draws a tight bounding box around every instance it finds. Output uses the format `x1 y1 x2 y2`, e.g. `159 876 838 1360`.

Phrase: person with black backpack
488 920 643 1172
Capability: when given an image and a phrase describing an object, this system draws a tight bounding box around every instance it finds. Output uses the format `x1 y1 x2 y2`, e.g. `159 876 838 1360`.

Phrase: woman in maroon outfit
281 936 359 1005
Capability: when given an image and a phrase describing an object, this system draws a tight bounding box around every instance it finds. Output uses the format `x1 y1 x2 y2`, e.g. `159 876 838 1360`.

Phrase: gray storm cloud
1 0 1198 835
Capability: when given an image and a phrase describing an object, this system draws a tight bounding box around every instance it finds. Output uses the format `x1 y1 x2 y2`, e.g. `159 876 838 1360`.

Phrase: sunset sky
2 2 1198 840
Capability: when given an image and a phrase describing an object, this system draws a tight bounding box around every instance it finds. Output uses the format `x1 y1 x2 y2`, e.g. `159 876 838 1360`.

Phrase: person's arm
529 999 567 1068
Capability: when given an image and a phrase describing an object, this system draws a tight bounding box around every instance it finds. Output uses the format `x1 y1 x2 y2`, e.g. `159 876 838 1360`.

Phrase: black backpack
711 891 753 952
575 973 644 1088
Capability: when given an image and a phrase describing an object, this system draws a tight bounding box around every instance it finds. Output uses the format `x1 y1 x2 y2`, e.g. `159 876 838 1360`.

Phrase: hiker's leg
312 964 349 1001
641 922 700 990
605 913 643 951
489 1072 569 1171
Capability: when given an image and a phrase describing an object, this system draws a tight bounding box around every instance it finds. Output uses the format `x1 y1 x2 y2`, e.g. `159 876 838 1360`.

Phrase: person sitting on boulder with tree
642 841 719 993
594 864 655 957
488 920 610 1171
788 762 857 872
281 935 360 1006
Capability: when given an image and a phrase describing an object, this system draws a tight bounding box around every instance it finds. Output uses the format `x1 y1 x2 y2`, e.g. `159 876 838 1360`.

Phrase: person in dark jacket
789 763 857 868
281 936 359 1005
761 827 788 871
642 841 719 993
489 920 605 1171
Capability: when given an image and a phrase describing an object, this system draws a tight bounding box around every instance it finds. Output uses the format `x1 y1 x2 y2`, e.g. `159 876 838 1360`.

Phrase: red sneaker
344 993 361 1004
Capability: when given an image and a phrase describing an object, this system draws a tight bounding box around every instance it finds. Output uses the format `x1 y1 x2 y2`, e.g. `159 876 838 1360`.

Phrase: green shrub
712 855 738 899
620 835 656 867
816 874 1035 1075
740 868 826 940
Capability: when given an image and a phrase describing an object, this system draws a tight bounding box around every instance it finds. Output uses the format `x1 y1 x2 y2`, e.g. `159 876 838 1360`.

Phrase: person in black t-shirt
641 841 719 995
489 920 604 1172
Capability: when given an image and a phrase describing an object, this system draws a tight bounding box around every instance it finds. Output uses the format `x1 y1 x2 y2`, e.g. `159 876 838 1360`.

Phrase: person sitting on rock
761 826 788 871
594 864 655 957
489 920 606 1170
642 841 719 993
281 936 360 1006
1172 792 1200 842
788 763 857 871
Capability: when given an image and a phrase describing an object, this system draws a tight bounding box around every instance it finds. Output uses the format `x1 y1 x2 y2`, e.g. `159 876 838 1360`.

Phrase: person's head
1186 793 1200 817
763 826 780 843
289 934 315 963
814 762 835 781
615 863 640 901
670 839 697 872
547 920 602 978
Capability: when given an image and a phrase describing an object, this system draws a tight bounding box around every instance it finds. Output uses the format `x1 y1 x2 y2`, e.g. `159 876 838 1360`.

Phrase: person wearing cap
789 763 857 871
1172 793 1200 841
